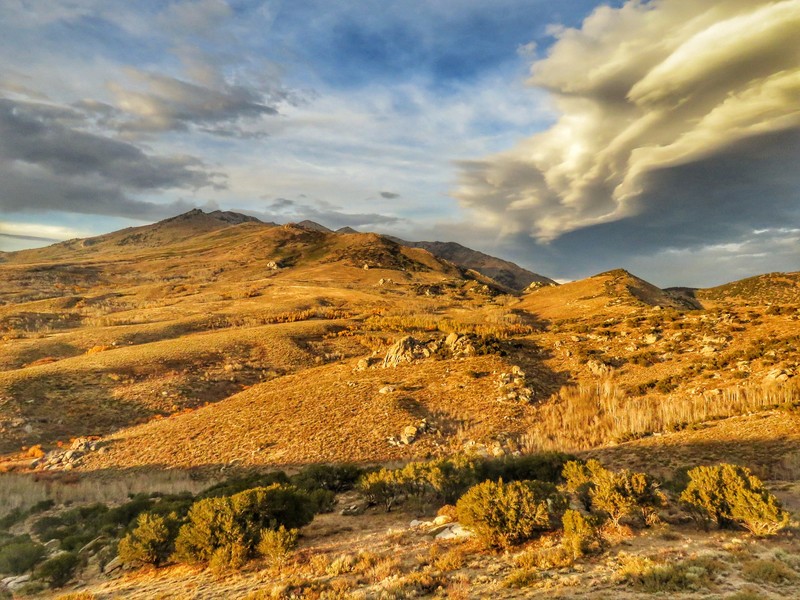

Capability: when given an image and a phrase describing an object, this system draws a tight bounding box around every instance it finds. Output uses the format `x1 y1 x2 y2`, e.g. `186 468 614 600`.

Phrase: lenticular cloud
455 0 800 242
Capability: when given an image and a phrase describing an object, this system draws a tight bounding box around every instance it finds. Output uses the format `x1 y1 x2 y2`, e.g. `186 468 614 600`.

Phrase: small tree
680 464 789 536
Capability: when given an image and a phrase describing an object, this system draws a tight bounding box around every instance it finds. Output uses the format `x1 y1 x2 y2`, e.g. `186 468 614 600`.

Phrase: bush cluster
563 460 665 527
173 484 314 567
680 463 789 536
358 452 572 511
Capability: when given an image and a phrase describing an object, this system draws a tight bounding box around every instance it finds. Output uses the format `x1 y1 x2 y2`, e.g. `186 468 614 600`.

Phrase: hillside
1 213 799 599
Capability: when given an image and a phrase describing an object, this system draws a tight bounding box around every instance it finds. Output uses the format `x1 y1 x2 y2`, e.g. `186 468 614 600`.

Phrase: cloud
259 196 402 230
0 98 221 218
107 68 287 135
454 0 800 249
380 191 400 199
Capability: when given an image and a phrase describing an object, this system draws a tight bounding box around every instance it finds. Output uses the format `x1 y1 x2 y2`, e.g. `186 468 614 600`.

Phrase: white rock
435 524 474 540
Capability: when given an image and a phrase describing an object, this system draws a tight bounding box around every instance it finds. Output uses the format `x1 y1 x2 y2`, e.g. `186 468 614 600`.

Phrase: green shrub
291 464 365 493
209 540 248 576
306 489 336 513
564 460 664 527
680 464 789 536
358 469 403 511
174 484 315 565
477 452 573 485
36 552 81 588
561 510 601 557
199 472 290 499
118 512 178 567
456 479 564 548
617 554 720 592
257 526 299 566
0 537 47 574
741 558 797 583
562 460 594 511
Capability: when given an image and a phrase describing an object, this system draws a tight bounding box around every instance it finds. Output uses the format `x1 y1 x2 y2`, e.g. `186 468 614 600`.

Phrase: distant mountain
388 238 555 291
294 220 333 233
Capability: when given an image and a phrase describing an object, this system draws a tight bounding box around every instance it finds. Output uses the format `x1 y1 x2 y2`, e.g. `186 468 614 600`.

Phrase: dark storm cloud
0 98 222 217
380 191 400 199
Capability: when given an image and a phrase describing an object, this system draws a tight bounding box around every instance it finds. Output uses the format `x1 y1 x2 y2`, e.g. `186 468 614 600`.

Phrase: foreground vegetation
0 453 794 598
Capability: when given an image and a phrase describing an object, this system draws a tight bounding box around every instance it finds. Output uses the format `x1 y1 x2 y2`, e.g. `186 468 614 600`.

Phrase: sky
0 0 798 287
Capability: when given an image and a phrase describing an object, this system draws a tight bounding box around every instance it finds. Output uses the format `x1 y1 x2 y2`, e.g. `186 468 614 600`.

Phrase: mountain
388 238 555 291
294 220 333 233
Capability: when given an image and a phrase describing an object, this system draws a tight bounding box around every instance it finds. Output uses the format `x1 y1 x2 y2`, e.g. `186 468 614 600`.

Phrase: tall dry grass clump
523 380 800 452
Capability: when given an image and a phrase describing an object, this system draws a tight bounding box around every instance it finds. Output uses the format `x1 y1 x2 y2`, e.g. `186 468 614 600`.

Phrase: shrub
616 554 720 592
561 509 601 557
741 558 797 583
562 460 594 511
199 471 291 499
257 526 299 566
564 460 664 527
358 469 403 511
209 539 248 576
680 464 789 535
477 452 573 485
0 537 47 574
174 484 315 565
456 479 565 548
118 512 178 567
592 466 664 526
291 464 364 493
36 552 81 588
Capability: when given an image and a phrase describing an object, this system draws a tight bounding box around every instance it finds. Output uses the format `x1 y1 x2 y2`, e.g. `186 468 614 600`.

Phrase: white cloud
454 0 800 242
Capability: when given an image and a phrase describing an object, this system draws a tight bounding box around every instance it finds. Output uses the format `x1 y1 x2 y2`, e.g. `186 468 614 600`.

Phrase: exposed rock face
382 336 427 368
381 333 487 368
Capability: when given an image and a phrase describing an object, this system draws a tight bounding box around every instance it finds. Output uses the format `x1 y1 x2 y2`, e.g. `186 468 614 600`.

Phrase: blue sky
1 0 798 286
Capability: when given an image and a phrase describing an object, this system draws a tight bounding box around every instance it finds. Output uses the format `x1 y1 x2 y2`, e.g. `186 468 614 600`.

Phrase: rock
400 425 418 444
378 385 396 394
2 574 31 591
643 333 659 345
382 336 424 368
340 503 367 516
445 332 460 347
103 556 124 574
586 359 612 377
363 263 370 270
266 260 280 270
433 515 452 526
410 519 432 528
44 539 60 552
700 345 717 355
434 524 474 540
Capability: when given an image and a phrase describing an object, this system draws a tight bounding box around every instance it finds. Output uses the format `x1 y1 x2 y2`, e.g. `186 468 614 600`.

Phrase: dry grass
0 470 212 516
522 380 800 453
